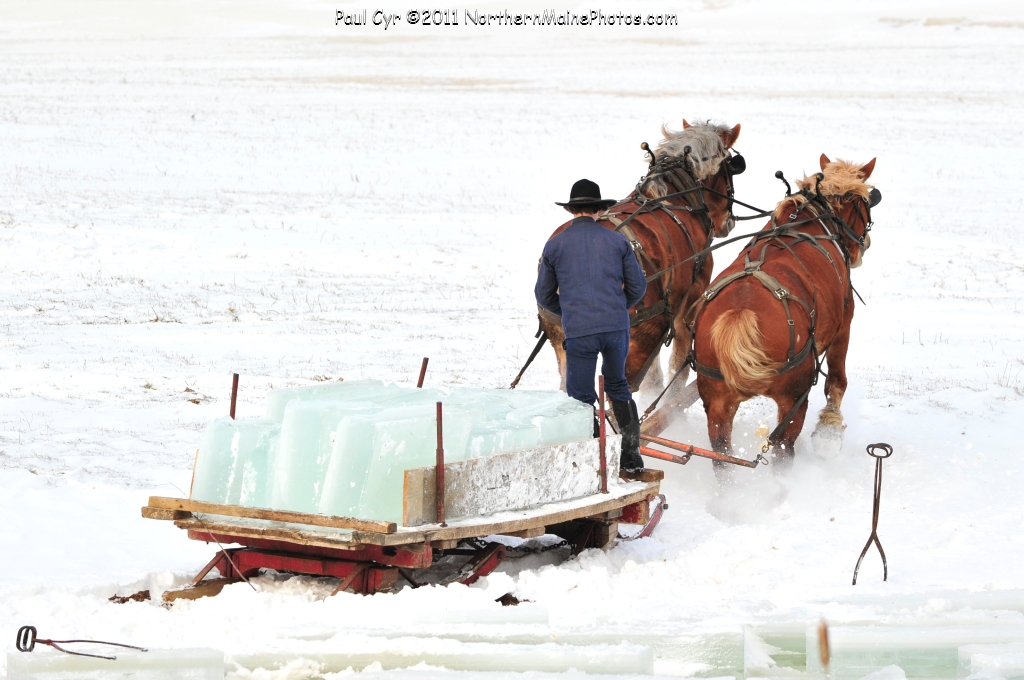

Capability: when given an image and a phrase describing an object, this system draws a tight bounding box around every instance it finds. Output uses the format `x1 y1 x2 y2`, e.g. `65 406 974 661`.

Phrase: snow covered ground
1 0 1023 677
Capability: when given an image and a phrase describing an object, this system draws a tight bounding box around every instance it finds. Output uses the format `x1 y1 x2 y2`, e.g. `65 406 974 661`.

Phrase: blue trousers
565 329 633 405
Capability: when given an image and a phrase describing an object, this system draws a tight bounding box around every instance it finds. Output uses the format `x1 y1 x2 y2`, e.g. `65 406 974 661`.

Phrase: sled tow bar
639 434 761 468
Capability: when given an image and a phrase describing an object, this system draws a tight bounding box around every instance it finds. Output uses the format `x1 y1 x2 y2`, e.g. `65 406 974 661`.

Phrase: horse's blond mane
644 121 733 199
773 159 874 219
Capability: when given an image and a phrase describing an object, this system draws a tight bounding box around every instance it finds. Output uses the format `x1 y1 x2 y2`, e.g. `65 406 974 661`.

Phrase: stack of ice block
190 381 594 523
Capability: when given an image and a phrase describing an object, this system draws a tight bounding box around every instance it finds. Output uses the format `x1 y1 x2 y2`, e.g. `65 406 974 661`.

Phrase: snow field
2 0 1024 678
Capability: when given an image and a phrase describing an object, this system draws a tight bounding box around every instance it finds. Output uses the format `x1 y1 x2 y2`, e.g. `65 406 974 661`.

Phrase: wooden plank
142 506 190 521
593 521 618 550
403 467 430 530
163 578 238 602
502 527 545 539
174 481 660 548
589 508 623 520
639 381 700 437
148 496 396 534
418 483 656 543
403 435 621 526
620 468 664 483
175 517 374 549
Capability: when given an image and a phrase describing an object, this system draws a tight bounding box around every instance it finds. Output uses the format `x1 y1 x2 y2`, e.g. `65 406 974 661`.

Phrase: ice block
264 380 398 422
449 387 532 456
447 387 519 419
6 648 224 680
356 404 477 522
507 395 593 447
319 390 474 516
195 381 597 520
234 421 281 509
374 386 447 408
270 401 377 513
190 417 280 506
465 418 543 458
448 387 571 416
318 413 378 517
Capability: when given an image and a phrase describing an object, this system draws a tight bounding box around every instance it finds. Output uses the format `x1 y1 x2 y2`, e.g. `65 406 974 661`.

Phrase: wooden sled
143 435 665 600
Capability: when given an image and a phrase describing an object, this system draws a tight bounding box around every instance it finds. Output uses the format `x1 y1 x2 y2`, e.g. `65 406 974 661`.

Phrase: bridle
789 173 880 262
632 141 747 234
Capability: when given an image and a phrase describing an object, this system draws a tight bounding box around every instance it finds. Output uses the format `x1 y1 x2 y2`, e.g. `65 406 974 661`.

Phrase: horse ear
819 154 831 170
859 158 876 180
682 119 691 129
720 123 741 148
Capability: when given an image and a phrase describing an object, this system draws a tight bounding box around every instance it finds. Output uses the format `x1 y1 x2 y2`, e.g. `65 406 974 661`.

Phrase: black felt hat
555 179 617 210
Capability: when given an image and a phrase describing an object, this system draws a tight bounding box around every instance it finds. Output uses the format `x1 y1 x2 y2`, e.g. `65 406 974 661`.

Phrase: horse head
779 155 879 268
643 120 743 239
815 155 878 268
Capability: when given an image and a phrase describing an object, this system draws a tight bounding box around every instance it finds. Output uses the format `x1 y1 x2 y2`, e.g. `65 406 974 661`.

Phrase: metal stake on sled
852 443 893 585
229 373 239 419
417 357 429 388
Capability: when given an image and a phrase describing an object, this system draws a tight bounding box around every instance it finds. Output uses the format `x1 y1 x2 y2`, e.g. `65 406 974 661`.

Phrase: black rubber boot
611 399 644 473
592 407 600 439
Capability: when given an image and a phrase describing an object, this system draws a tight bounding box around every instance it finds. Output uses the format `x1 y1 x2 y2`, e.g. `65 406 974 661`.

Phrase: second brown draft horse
691 155 880 467
538 120 745 435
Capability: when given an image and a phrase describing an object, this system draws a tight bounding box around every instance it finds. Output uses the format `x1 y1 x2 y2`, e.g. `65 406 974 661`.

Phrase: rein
642 182 869 284
511 140 762 392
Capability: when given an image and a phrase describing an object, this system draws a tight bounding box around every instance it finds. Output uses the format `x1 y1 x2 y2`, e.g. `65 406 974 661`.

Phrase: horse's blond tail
709 308 780 395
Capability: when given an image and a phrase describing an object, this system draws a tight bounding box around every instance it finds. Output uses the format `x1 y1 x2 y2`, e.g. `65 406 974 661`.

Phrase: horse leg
638 350 665 402
541 320 568 391
811 328 851 458
770 390 811 471
639 321 695 436
702 383 741 481
665 317 695 407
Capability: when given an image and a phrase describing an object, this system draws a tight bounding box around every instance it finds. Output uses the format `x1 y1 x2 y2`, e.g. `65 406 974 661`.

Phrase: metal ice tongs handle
17 625 148 661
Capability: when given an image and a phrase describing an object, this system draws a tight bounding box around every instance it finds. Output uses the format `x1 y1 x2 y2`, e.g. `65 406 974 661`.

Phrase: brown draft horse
539 120 743 434
691 155 879 467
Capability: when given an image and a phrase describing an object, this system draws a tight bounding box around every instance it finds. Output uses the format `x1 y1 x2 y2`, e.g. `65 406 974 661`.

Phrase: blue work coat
534 216 648 339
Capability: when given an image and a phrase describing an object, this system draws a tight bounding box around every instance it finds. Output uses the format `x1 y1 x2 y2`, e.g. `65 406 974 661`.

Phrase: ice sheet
230 639 653 675
960 643 1024 680
805 625 1024 680
6 648 224 680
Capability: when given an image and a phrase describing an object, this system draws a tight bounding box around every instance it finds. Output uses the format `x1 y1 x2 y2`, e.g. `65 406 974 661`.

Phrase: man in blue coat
535 179 648 473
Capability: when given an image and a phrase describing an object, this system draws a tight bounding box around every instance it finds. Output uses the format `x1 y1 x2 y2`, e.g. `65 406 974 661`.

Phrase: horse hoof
811 424 843 459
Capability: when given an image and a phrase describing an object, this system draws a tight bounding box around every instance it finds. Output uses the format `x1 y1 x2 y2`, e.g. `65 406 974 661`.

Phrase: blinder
869 187 882 208
726 153 746 176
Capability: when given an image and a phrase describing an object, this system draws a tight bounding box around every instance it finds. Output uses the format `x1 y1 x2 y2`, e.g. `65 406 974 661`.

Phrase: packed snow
1 0 1023 678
